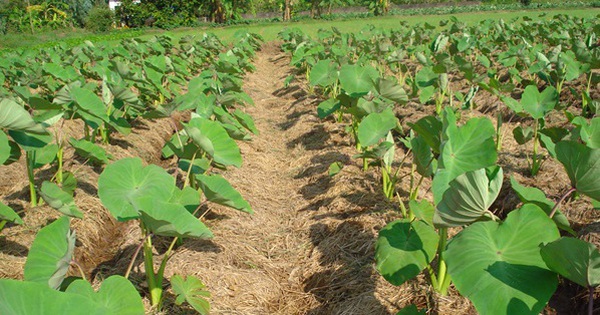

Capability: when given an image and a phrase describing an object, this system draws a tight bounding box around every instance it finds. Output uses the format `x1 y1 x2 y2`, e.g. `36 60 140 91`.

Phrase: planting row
0 31 263 313
279 14 600 314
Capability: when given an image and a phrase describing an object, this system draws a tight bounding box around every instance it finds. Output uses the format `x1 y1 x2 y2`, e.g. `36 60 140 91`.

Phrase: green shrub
85 5 114 33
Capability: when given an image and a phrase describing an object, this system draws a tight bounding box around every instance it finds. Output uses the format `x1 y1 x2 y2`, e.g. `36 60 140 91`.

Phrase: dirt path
163 43 412 314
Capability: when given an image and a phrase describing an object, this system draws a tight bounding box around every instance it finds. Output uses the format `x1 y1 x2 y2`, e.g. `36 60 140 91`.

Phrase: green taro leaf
0 98 47 134
309 59 337 87
510 177 574 235
410 135 436 177
24 216 76 289
357 108 397 147
196 174 253 213
31 144 59 169
408 116 442 154
513 126 533 145
135 198 213 239
184 117 242 168
98 158 176 221
338 64 377 97
61 171 78 196
580 117 600 149
317 98 341 119
39 181 82 219
43 63 79 82
409 199 435 227
375 219 439 286
0 130 9 164
375 77 408 104
171 275 211 315
0 201 23 225
69 138 112 165
396 304 426 315
170 186 201 214
233 109 259 135
541 237 600 288
70 87 110 125
434 167 503 227
521 85 558 120
328 161 344 177
556 141 600 201
66 276 144 315
178 158 210 177
432 117 497 205
446 205 560 315
0 279 93 315
8 130 53 151
3 139 21 165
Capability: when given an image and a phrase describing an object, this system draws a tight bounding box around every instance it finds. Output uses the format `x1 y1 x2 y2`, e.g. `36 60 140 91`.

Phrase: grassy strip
1 4 598 52
168 7 600 43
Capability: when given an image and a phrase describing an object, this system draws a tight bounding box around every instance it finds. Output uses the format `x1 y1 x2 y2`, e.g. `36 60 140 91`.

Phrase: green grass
1 6 598 51
169 7 600 43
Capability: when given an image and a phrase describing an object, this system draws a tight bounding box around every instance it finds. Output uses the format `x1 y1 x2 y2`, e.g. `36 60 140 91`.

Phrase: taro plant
353 111 399 199
377 110 502 295
98 158 213 310
502 85 559 176
0 98 54 206
540 237 600 315
98 157 252 312
0 216 146 314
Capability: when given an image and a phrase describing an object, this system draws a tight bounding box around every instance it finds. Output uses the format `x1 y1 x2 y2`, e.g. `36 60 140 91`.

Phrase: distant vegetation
1 0 596 34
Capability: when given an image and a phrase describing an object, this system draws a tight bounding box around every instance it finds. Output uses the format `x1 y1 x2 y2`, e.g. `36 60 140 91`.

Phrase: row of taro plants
279 14 600 315
0 31 263 314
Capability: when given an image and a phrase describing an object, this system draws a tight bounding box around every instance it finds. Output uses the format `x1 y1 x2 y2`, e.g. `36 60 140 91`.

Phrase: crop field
0 7 599 315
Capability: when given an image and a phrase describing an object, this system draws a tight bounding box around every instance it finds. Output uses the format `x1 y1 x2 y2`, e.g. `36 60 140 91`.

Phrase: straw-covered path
162 42 429 314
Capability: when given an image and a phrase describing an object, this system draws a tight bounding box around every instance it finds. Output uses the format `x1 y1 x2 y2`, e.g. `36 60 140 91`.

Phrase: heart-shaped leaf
445 205 560 315
357 108 397 147
39 181 83 219
196 174 252 213
98 158 175 221
556 141 600 201
434 167 503 227
171 275 211 315
24 216 76 289
309 59 337 87
521 85 558 120
433 117 497 204
375 219 439 286
184 118 242 168
338 64 377 97
66 276 145 315
541 237 600 288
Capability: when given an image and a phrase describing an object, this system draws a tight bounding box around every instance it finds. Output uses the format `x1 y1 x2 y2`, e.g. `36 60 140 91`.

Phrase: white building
108 0 141 10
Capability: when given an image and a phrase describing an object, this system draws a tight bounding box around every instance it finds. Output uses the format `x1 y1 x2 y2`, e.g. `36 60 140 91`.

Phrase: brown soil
1 41 598 315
